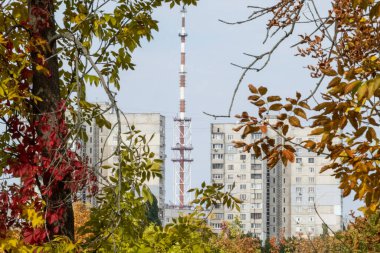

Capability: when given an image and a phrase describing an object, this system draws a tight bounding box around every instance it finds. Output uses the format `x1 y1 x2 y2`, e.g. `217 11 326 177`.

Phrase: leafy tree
209 218 261 253
72 201 91 242
215 0 380 214
0 0 197 244
146 194 162 226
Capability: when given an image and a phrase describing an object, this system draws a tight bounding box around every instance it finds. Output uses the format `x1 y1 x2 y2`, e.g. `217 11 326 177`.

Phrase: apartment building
210 123 342 240
83 103 166 220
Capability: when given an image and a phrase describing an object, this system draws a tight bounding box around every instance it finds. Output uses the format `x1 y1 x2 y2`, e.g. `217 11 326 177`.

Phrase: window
309 177 315 183
240 184 246 190
251 174 262 179
212 134 223 140
296 217 301 223
251 223 261 228
211 223 222 229
212 144 223 149
212 164 223 169
296 158 302 163
240 164 246 170
252 203 262 209
309 216 314 222
227 164 234 170
296 206 302 213
227 154 234 161
308 206 313 213
296 148 301 155
296 177 301 183
240 214 247 220
252 133 262 139
308 187 315 193
100 137 103 143
251 164 262 170
283 207 286 213
89 148 92 154
296 167 302 173
251 193 262 199
212 154 224 160
296 197 302 203
212 174 223 179
215 204 222 209
227 134 233 140
227 184 233 190
308 158 315 163
240 154 246 160
251 213 262 219
272 188 275 193
214 213 224 219
251 183 262 189
227 214 234 220
273 197 275 203
296 187 302 193
227 145 234 151
308 197 315 203
309 167 315 173
227 174 234 180
90 126 92 133
240 194 247 200
239 174 247 180
90 137 92 143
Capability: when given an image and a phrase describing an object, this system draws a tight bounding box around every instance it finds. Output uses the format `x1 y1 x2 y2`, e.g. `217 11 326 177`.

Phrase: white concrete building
209 123 342 240
163 204 193 226
83 103 166 220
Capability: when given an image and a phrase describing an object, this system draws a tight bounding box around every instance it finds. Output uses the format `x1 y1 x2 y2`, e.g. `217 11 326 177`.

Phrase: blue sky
87 0 362 217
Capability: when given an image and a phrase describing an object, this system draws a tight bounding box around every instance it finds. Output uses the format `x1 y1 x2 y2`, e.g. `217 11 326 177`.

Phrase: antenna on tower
172 5 193 208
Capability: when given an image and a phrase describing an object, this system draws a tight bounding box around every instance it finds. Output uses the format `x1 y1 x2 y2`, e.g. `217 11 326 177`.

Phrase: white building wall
84 103 166 220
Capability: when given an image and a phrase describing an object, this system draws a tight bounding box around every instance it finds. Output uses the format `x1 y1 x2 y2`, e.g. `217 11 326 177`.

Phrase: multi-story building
163 204 193 226
83 103 166 220
209 123 342 240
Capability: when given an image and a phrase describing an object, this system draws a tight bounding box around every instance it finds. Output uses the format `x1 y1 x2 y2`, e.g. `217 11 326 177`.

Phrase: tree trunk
28 0 74 240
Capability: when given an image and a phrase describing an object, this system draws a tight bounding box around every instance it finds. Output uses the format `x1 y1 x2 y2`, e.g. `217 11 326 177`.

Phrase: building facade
209 123 342 240
83 103 166 220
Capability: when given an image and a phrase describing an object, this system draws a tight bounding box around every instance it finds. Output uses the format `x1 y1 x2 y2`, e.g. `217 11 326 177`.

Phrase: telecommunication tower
172 6 193 207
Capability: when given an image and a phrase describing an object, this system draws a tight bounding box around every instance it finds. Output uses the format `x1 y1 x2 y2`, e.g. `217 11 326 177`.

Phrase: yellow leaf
288 116 301 127
0 34 6 45
23 208 44 228
357 84 368 101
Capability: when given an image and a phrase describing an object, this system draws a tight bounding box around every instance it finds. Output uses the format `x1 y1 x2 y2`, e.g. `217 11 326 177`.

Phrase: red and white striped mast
172 6 193 207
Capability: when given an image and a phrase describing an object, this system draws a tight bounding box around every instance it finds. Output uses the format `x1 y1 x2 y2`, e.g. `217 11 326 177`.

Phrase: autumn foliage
234 0 380 215
0 102 94 244
73 201 91 242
